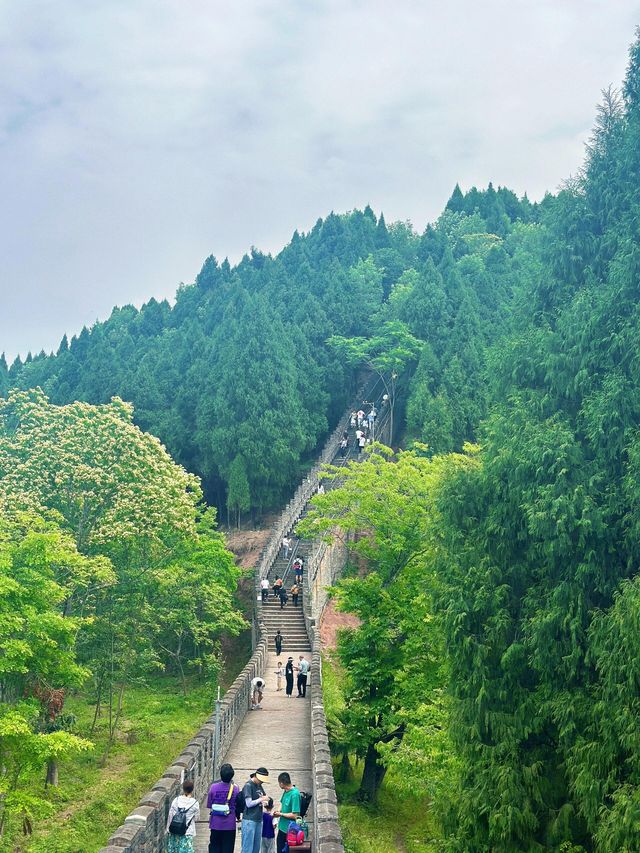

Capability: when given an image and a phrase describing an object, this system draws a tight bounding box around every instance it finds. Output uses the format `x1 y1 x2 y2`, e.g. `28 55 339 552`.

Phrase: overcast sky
1 1 639 361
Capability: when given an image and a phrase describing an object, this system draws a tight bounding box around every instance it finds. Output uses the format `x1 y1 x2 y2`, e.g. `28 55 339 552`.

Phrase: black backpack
168 803 195 836
299 790 312 818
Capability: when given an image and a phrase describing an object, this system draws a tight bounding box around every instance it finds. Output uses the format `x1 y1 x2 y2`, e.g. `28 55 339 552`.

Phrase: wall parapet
97 377 382 853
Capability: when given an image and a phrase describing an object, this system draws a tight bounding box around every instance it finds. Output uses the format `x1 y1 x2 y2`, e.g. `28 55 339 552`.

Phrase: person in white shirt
281 536 291 558
251 676 265 709
260 577 270 603
166 779 200 851
295 656 310 698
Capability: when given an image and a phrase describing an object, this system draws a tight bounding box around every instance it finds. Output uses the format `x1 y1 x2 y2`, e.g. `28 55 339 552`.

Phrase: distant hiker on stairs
274 629 283 656
260 577 270 603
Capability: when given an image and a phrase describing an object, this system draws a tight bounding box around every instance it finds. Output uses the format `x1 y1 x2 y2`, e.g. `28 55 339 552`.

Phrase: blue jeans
241 819 262 853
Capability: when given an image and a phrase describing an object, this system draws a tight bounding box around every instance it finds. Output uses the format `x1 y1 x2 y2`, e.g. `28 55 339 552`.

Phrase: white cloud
0 0 638 358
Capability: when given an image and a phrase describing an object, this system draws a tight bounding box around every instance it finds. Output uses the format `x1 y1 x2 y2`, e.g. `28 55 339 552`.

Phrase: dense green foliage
305 30 640 853
3 212 399 514
0 392 243 844
9 677 215 853
435 35 640 852
4 28 640 853
2 195 534 515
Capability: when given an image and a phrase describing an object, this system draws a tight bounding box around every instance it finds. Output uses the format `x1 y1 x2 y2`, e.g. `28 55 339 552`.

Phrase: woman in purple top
207 762 239 853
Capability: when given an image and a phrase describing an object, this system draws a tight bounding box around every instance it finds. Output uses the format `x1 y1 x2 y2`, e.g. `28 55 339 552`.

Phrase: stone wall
97 375 391 852
298 395 393 853
98 634 268 853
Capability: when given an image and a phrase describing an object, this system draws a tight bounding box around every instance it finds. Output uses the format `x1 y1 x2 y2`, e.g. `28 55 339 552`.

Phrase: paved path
191 399 390 852
193 647 313 852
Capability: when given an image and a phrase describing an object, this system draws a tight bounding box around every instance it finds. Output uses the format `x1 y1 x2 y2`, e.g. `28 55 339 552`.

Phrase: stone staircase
261 548 312 654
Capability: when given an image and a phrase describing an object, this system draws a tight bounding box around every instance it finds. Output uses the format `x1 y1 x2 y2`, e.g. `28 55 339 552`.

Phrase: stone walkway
193 647 313 852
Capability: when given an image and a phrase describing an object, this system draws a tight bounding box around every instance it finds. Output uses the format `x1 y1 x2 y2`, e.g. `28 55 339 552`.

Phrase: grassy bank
6 678 214 853
337 773 441 853
322 654 442 853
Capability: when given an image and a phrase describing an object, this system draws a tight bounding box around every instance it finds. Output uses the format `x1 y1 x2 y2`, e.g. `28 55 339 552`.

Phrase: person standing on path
261 798 276 853
285 657 294 698
274 661 283 691
166 779 200 852
273 772 301 853
274 629 283 657
290 583 299 606
241 768 270 853
294 558 304 585
207 763 239 853
296 656 310 698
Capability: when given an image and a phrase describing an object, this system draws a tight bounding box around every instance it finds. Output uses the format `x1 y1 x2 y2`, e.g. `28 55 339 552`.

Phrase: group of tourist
339 404 377 456
167 764 306 853
251 654 309 705
259 549 304 610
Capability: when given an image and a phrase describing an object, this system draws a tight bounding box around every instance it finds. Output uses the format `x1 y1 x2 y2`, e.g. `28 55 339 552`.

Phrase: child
261 797 276 853
274 661 283 691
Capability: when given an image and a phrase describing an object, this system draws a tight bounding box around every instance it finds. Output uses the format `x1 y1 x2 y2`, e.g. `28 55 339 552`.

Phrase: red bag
287 821 305 846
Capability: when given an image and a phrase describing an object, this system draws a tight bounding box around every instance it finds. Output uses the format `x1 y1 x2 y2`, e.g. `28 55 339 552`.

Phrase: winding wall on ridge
98 376 391 853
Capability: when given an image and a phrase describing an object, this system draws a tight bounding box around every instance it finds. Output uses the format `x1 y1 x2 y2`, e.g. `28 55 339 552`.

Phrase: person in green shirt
273 771 301 853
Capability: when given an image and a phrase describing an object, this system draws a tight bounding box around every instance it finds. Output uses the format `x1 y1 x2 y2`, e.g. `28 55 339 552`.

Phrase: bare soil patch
319 598 361 651
225 526 273 568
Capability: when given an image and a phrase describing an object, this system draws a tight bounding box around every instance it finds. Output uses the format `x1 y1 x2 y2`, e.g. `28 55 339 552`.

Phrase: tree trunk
45 758 59 787
357 743 387 803
337 751 353 783
175 637 187 696
102 683 125 765
112 682 125 737
90 676 103 735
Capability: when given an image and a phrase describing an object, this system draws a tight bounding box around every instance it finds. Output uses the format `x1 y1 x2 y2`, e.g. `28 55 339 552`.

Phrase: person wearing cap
241 768 270 853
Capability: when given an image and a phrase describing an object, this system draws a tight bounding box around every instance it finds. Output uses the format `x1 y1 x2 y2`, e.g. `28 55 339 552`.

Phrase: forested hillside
301 31 640 853
1 191 535 519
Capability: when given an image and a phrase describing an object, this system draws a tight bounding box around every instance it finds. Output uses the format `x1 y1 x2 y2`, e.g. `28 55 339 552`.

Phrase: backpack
168 803 195 836
286 820 305 846
299 790 312 818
